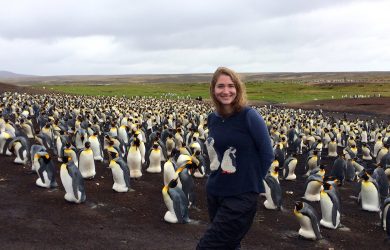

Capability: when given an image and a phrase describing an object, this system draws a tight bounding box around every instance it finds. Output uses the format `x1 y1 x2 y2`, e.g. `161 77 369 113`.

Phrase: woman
197 67 274 249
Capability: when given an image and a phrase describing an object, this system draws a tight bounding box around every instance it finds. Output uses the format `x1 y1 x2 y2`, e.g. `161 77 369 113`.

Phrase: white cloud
0 0 389 75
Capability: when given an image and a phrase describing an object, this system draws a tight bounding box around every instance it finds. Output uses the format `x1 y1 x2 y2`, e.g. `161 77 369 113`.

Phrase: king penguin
162 177 190 224
381 196 390 240
146 142 162 173
8 136 29 165
108 152 131 192
304 173 323 202
358 171 380 212
294 201 322 240
283 154 298 181
263 172 283 210
320 182 341 229
127 137 142 178
78 141 96 179
89 132 104 161
60 156 86 203
35 152 57 188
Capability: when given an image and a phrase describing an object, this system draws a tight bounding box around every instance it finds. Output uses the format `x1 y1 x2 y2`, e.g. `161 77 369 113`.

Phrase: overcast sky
1 0 389 75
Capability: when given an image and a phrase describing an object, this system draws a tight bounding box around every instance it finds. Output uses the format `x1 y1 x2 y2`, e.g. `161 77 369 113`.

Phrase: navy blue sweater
206 107 274 196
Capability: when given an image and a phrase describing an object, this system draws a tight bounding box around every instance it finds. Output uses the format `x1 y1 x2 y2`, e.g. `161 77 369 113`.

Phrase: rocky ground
0 82 389 249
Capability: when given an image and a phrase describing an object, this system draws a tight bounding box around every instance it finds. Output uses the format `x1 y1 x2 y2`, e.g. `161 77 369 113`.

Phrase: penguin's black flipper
302 206 322 240
117 158 131 188
67 163 81 200
265 175 282 209
37 159 46 184
169 187 189 224
328 190 340 228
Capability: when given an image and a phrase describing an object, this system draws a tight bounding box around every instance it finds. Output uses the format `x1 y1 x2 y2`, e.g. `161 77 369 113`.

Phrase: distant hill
1 71 390 85
0 70 35 78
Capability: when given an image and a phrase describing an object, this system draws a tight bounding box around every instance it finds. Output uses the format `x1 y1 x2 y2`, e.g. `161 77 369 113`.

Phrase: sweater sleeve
246 108 274 178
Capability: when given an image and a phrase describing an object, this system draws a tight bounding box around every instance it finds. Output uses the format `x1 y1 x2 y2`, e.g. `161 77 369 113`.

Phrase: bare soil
1 82 389 249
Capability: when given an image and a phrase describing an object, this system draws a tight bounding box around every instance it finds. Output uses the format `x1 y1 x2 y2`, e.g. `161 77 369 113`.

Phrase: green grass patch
34 81 390 104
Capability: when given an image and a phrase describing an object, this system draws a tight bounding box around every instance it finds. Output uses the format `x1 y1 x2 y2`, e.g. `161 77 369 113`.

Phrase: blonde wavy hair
210 67 247 115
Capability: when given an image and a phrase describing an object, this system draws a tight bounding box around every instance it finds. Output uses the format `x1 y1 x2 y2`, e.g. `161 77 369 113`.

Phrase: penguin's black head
320 165 326 170
168 178 178 189
62 156 69 163
42 153 51 163
295 201 303 211
323 181 332 191
45 123 50 128
85 141 91 148
152 143 159 149
65 142 71 148
109 151 118 159
109 140 114 146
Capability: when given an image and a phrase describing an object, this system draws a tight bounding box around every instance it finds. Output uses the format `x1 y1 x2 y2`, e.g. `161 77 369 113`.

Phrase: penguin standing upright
30 144 47 171
304 150 319 176
320 182 341 229
304 174 323 202
327 138 338 157
294 201 322 240
330 154 346 185
78 141 96 179
108 152 131 192
89 132 104 161
162 178 190 224
283 154 298 180
359 172 380 212
60 156 86 203
263 173 283 210
127 137 142 178
146 142 162 173
381 197 390 239
35 152 57 188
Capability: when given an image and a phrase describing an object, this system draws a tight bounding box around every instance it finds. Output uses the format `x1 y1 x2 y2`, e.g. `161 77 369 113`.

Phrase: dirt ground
1 82 390 249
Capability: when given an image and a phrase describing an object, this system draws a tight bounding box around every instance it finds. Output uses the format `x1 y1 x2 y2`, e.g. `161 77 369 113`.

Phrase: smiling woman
197 67 274 249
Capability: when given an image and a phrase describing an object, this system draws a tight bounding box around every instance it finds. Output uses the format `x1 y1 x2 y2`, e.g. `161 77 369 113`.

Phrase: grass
35 81 390 103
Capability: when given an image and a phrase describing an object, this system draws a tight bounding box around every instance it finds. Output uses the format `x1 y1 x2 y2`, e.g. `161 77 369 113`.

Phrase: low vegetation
35 81 390 103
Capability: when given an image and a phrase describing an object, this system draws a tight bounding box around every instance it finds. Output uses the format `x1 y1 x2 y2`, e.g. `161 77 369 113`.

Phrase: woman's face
214 74 237 107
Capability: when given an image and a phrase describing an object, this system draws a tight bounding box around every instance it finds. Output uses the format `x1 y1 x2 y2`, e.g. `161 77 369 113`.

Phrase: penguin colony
1 91 390 242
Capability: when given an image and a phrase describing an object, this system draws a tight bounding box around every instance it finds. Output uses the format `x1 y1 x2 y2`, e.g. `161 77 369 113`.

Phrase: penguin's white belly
118 129 128 144
320 194 340 229
383 204 390 230
328 144 337 157
163 162 182 188
139 143 145 164
361 183 380 212
56 139 63 158
79 152 95 179
127 150 142 178
111 167 128 192
36 171 51 188
90 139 103 160
297 215 317 240
285 161 297 180
162 192 178 223
304 182 322 201
13 143 26 164
263 180 277 210
147 151 161 173
60 169 81 203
